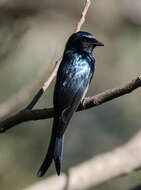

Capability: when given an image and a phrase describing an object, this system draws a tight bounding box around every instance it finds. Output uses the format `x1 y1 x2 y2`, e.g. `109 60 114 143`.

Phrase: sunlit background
0 0 141 189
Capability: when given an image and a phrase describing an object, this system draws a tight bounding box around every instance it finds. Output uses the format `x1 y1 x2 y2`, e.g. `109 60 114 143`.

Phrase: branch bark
23 130 141 190
0 75 141 132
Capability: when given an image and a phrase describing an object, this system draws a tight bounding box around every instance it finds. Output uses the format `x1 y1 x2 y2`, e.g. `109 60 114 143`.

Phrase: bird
37 31 104 177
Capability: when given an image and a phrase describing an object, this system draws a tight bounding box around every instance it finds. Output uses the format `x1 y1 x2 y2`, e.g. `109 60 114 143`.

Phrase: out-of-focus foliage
0 0 141 189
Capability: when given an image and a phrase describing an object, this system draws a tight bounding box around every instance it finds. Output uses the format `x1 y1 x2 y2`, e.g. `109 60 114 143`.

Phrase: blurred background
0 0 141 189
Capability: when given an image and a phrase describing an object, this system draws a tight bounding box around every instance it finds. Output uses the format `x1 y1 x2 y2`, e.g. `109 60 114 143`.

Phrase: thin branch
0 75 141 132
76 0 91 32
25 0 91 110
79 75 141 110
23 130 141 190
0 64 49 118
25 58 62 110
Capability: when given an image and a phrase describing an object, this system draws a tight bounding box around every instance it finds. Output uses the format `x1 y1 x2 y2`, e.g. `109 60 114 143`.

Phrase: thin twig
42 57 62 91
25 57 62 110
0 75 141 132
76 0 91 32
0 64 49 118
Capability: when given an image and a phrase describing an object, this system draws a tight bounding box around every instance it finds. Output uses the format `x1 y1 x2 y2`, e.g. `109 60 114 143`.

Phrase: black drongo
37 31 104 177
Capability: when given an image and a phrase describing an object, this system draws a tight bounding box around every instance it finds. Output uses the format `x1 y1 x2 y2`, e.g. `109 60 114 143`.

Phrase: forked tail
37 117 64 177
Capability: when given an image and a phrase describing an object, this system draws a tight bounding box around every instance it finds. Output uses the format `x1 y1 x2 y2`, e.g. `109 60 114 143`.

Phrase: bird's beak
94 40 104 47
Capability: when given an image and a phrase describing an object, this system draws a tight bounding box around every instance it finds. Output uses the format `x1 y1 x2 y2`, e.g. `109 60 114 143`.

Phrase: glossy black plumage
37 31 104 177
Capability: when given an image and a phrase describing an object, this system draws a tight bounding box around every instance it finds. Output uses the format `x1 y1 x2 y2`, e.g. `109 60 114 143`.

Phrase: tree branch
79 75 141 110
0 75 141 132
0 64 49 118
23 130 141 190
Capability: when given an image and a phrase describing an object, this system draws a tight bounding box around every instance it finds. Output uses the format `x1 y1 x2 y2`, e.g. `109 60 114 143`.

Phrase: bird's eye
83 38 88 42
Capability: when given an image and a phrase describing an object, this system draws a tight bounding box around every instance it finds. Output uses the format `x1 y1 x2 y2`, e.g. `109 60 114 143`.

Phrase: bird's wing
53 52 94 137
54 52 93 112
55 78 89 137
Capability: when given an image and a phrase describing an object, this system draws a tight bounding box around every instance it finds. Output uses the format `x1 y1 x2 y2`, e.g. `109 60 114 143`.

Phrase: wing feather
54 51 94 112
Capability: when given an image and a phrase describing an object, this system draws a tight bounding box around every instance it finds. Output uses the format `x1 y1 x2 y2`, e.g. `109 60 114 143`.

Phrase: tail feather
54 137 64 176
37 136 55 177
37 156 53 177
37 117 57 177
37 117 64 177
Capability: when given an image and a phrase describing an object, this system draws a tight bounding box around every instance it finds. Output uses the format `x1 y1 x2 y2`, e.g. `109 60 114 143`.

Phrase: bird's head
65 31 104 53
